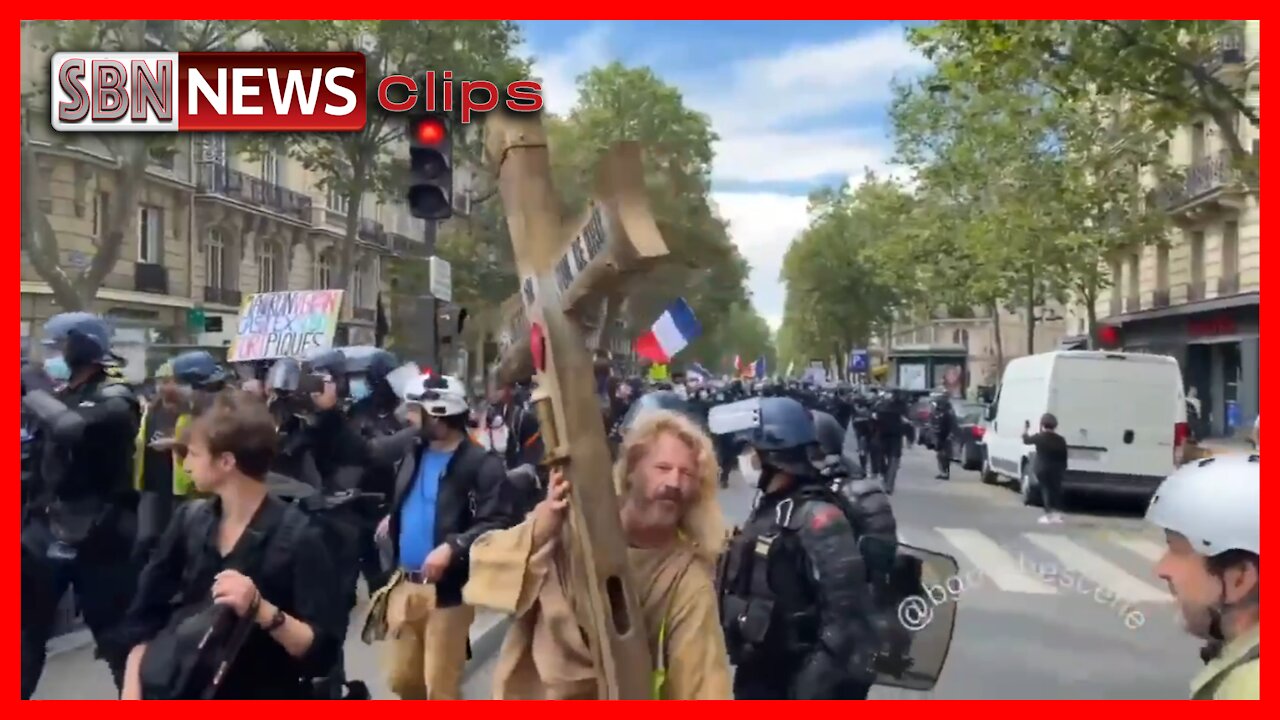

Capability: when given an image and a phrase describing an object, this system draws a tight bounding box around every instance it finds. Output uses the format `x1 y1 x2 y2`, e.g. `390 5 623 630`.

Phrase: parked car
950 400 988 471
913 397 984 455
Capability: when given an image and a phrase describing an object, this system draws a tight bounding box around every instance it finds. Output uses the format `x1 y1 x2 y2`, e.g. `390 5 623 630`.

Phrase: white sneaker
1053 513 1067 523
1037 514 1054 525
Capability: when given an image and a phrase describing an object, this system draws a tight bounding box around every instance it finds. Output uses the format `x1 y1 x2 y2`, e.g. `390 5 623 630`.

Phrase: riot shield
864 539 960 692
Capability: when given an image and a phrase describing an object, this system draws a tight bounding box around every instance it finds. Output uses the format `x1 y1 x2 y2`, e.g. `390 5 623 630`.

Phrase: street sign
849 349 870 373
428 256 452 303
186 307 206 332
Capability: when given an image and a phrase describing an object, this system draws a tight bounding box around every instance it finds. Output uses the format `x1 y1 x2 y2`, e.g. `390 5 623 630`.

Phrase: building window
316 248 334 289
207 228 226 289
352 258 365 308
326 186 349 214
1126 252 1141 302
1222 220 1240 278
92 192 110 239
1156 244 1170 291
1190 230 1206 287
138 205 164 264
1190 121 1206 162
258 240 283 293
261 151 280 185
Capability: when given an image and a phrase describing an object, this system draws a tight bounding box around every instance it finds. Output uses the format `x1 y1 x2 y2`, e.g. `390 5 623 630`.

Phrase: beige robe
463 516 733 699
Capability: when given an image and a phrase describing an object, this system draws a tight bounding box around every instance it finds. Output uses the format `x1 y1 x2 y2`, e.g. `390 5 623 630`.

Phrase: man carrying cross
458 110 730 699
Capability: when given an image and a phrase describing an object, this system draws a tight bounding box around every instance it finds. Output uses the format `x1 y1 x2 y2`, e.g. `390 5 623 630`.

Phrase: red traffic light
414 116 446 146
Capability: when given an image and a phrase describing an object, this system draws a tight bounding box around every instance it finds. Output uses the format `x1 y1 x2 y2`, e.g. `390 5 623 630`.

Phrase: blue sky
518 20 931 330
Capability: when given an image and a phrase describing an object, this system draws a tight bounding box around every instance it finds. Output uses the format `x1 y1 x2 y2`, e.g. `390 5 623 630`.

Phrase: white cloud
524 24 612 116
522 22 932 324
710 191 812 332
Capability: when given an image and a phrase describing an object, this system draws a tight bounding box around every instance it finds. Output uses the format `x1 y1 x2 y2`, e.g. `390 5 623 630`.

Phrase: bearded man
462 409 732 699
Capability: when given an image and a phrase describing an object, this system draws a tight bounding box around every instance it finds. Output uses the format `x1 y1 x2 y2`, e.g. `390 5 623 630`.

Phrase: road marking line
1105 532 1166 563
935 527 1057 594
1025 533 1169 603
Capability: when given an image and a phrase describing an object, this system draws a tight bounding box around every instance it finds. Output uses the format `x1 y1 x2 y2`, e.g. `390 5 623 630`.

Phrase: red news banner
50 51 544 133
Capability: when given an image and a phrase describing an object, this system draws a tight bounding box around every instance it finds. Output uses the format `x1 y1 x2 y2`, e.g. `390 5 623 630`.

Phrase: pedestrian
1145 455 1258 699
1022 413 1068 524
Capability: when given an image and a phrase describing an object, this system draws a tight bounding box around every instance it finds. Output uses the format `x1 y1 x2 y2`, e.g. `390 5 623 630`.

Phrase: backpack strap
261 502 312 580
1193 643 1259 699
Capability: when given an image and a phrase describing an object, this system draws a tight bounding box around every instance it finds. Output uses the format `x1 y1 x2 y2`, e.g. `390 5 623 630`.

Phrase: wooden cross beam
483 110 669 699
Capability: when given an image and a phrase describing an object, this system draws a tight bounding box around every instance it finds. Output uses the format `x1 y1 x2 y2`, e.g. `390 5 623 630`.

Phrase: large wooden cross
483 110 669 699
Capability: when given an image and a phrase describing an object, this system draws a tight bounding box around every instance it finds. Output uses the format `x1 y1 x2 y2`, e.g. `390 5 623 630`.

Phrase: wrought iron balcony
1204 27 1246 72
1149 288 1171 308
1123 295 1141 313
1151 150 1249 214
203 286 242 306
135 263 169 295
196 162 312 223
358 218 388 247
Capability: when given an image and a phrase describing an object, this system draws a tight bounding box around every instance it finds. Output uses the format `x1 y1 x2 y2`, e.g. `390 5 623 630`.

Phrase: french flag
634 298 702 365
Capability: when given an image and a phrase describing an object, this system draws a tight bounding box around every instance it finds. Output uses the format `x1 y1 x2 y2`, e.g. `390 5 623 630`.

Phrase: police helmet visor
266 360 303 392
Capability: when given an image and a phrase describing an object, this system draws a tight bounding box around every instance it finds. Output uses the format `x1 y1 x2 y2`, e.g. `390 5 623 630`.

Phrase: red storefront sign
1186 315 1237 338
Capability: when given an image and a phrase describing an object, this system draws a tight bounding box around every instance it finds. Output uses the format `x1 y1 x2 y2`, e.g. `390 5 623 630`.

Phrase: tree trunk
337 169 365 317
988 301 1005 377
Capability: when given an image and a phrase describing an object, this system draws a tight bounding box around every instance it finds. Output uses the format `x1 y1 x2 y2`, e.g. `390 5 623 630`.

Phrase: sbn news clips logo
50 52 543 133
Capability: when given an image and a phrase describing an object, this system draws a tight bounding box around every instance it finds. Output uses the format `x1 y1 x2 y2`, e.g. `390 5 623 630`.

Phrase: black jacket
388 437 513 607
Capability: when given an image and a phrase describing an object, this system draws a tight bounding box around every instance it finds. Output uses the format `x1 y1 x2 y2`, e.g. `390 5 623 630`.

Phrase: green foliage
777 173 911 366
544 62 760 360
242 20 528 294
20 20 258 311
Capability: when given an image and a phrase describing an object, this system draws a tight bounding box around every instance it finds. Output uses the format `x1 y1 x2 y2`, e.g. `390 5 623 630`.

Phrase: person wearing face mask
459 408 733 699
714 396 897 700
368 374 513 699
20 312 143 700
1145 454 1259 700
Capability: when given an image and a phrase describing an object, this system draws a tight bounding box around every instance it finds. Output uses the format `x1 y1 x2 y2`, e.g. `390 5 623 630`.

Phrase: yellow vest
1191 625 1260 700
134 407 194 496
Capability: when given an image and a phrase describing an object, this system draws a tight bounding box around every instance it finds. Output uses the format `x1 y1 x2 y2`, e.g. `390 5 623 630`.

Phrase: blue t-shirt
398 449 453 571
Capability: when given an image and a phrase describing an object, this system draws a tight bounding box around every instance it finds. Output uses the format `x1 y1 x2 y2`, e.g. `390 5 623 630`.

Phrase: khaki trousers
382 580 475 699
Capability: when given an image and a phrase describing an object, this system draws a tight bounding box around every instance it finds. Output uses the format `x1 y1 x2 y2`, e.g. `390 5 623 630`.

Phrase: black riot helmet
338 345 399 404
171 350 229 391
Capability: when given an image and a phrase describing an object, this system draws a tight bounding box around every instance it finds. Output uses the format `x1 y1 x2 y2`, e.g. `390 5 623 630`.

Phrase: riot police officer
718 397 889 699
929 393 956 480
21 313 142 699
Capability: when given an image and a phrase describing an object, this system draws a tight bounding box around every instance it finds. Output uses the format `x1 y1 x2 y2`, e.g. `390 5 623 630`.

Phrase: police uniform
21 313 142 699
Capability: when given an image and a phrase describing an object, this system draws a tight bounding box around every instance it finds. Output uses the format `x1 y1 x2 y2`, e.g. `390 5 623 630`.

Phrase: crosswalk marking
1024 533 1169 603
935 527 1057 594
1105 532 1166 563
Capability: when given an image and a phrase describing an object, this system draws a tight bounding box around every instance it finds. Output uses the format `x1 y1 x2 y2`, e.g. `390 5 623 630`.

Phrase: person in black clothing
719 397 887 700
929 394 955 480
872 391 907 494
21 313 142 699
119 392 346 699
1023 413 1069 524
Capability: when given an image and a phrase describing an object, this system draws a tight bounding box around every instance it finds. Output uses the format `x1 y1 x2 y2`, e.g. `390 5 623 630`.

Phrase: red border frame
13 9 1270 709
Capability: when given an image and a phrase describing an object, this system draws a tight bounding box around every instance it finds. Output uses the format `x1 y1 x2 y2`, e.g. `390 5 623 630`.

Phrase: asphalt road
33 446 1200 700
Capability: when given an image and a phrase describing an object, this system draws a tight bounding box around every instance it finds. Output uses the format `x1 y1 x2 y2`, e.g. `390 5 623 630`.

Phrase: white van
981 351 1188 505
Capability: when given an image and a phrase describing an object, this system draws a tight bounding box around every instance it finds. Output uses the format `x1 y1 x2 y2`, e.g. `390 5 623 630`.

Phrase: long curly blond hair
612 409 727 561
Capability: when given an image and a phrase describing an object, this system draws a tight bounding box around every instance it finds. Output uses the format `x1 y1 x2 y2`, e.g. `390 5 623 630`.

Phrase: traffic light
407 113 453 220
436 302 468 344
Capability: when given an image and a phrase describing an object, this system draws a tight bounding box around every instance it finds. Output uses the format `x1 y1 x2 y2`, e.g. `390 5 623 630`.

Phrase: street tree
20 20 257 311
244 20 528 305
546 62 750 339
910 21 1257 162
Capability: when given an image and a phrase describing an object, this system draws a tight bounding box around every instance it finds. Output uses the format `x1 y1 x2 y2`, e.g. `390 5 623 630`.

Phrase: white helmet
403 373 469 417
1145 454 1260 556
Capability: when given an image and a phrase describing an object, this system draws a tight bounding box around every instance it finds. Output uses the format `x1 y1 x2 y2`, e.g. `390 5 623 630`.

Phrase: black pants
734 662 872 700
21 515 138 699
1037 467 1064 512
934 438 951 477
